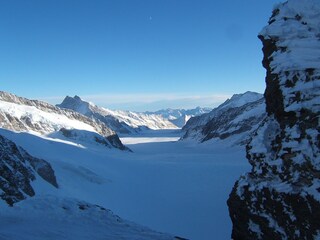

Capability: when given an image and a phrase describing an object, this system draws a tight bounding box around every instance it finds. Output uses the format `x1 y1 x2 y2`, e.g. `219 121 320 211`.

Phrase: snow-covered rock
0 133 58 206
0 91 127 150
146 107 211 128
182 92 266 145
57 96 179 134
228 0 320 239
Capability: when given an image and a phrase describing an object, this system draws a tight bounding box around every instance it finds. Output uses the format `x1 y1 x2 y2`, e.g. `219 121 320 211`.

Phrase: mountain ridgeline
57 95 179 134
228 0 320 239
0 91 127 150
181 91 267 145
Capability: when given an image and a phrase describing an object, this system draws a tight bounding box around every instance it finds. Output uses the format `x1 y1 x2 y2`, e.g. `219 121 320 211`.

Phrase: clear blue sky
0 0 281 111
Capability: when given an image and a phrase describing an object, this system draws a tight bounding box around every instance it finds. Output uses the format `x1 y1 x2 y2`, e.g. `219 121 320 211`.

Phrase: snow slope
57 96 178 134
0 128 249 240
0 100 95 133
0 196 177 240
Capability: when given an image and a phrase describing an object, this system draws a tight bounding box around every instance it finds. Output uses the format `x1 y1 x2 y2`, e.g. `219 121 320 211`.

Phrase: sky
0 0 281 111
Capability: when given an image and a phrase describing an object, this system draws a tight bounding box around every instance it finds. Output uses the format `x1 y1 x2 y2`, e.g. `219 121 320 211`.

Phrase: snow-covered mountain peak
218 91 263 111
59 95 93 115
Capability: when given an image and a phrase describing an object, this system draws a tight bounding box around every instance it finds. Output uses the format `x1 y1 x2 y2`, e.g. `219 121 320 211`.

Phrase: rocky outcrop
0 91 127 150
228 0 320 239
181 92 266 145
0 134 58 206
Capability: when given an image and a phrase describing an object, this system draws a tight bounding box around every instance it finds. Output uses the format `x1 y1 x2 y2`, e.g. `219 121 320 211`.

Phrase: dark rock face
228 1 320 239
0 134 58 206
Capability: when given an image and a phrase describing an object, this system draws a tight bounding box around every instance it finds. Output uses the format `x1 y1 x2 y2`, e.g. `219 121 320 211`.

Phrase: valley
0 128 249 240
1 0 319 238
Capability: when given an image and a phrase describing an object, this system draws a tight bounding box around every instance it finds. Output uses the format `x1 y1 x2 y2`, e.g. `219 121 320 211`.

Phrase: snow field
0 129 249 240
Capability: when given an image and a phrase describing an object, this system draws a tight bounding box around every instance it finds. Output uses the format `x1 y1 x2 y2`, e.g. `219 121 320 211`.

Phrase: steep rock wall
228 0 320 239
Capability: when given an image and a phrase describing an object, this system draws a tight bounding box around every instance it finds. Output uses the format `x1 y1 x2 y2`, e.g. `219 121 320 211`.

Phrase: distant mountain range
57 95 210 133
0 90 268 148
146 107 211 128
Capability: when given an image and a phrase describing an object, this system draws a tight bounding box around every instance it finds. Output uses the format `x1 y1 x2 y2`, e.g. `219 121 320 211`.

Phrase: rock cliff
228 0 320 239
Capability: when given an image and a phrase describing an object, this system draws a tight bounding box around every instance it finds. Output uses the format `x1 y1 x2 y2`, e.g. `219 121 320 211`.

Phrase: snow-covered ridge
57 95 179 134
183 91 263 131
0 100 96 133
0 91 127 150
182 91 266 145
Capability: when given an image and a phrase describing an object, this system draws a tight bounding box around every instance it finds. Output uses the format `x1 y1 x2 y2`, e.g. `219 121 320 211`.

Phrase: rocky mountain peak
58 95 92 115
219 91 263 111
228 0 320 239
74 95 81 100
